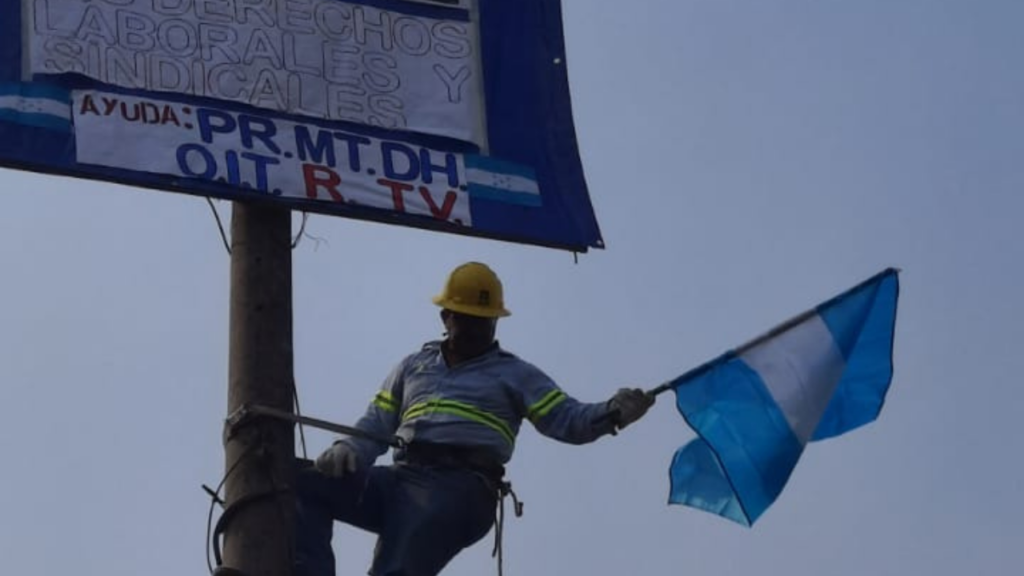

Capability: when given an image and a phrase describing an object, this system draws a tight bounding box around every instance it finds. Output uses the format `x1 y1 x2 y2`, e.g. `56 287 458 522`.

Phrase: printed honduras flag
464 155 542 207
0 83 71 132
666 268 899 526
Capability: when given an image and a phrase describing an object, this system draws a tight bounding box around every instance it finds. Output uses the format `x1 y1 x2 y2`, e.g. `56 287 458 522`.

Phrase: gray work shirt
341 340 616 465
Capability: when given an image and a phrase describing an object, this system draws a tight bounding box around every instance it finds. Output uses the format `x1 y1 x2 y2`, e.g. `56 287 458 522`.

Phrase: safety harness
398 441 524 576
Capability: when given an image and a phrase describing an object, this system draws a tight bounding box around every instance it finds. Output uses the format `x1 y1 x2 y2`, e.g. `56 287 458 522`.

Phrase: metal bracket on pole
225 403 405 449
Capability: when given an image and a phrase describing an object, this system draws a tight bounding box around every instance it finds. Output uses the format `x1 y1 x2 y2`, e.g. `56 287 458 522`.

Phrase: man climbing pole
294 262 655 576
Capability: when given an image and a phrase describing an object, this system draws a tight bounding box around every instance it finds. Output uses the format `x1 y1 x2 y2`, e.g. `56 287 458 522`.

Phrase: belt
397 442 505 482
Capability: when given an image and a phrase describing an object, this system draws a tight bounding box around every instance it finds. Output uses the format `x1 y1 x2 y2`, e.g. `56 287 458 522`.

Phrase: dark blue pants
294 464 497 576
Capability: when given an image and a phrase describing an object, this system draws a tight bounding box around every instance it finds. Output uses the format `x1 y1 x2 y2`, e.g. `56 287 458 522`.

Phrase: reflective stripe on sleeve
403 399 516 446
527 389 567 422
374 391 398 412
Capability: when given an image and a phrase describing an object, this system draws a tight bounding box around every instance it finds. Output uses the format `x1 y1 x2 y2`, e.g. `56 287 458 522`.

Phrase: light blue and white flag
464 155 542 207
667 268 899 526
0 83 71 132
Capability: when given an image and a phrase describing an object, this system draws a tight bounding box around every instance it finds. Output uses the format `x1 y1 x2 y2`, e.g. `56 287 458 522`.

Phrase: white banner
28 0 485 145
72 90 473 225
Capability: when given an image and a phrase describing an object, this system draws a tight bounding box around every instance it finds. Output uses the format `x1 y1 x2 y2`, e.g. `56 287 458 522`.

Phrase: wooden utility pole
222 201 295 576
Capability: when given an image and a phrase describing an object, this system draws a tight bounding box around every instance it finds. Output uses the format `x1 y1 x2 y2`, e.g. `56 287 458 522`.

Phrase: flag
667 268 900 526
0 83 71 132
464 155 542 207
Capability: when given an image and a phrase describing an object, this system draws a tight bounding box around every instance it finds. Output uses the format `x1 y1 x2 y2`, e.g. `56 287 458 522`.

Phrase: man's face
442 309 497 355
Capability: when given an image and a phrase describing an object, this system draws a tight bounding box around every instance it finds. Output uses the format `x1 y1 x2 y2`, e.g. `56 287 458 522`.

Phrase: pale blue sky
2 1 1023 575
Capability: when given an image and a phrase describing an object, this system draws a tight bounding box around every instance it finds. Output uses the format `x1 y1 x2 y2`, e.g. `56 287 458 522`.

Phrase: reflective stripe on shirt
403 398 516 447
374 391 398 412
527 389 567 422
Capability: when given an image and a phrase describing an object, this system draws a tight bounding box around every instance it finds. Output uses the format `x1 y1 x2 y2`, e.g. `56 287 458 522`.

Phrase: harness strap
492 481 524 576
398 441 505 482
396 442 522 576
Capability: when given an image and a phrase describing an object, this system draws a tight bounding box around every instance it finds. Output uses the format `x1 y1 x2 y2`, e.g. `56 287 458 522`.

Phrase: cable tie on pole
202 484 225 507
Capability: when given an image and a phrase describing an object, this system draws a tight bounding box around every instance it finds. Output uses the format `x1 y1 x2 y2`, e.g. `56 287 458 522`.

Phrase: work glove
315 442 361 478
607 388 655 429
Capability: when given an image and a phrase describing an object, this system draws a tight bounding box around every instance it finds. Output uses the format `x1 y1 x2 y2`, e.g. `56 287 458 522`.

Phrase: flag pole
639 307 821 401
734 267 899 356
645 267 900 399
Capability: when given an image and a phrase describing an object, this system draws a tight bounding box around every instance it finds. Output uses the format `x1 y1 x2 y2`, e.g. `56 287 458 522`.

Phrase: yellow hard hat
432 262 511 318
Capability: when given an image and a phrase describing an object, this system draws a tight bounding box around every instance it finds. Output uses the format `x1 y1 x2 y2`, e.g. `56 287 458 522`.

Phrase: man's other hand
315 442 361 478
